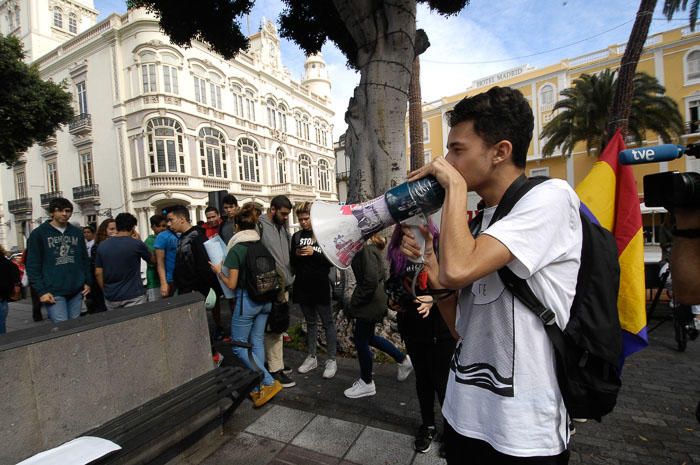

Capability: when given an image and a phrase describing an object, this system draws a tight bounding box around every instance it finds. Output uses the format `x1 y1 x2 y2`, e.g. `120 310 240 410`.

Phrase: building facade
1 2 337 248
412 26 700 251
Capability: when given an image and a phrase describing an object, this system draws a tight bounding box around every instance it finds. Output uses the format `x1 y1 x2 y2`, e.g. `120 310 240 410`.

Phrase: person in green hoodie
26 197 91 323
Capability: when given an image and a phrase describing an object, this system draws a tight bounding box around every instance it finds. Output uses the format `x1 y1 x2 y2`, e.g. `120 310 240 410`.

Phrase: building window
68 13 77 33
314 125 321 145
318 159 330 192
14 7 19 27
688 50 700 81
540 85 554 106
422 121 430 142
232 85 244 117
237 138 259 183
245 90 256 121
76 81 88 115
688 98 700 133
276 147 287 183
298 154 312 186
199 127 227 178
8 9 14 29
80 151 94 186
193 76 207 104
53 7 62 28
530 167 550 177
295 114 302 138
146 117 186 173
302 116 310 140
15 171 26 198
47 161 59 192
278 104 287 132
424 151 432 165
267 99 277 129
162 65 179 94
210 83 222 109
142 63 157 93
320 126 328 146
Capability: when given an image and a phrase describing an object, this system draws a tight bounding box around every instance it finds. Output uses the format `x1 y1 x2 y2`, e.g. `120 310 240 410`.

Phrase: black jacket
175 226 219 296
0 256 20 300
388 264 452 345
291 229 331 305
348 244 387 322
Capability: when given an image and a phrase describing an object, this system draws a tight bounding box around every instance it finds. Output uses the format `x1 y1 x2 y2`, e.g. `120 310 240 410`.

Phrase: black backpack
241 241 280 303
470 174 622 421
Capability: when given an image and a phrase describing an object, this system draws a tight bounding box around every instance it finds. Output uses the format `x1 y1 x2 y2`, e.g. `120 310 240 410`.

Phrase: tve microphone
618 144 684 165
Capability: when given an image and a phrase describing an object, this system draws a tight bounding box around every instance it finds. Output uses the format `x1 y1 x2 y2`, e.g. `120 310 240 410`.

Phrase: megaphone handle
408 225 426 264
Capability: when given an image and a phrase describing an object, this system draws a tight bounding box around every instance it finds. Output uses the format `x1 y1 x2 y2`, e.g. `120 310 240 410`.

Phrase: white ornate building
0 1 337 248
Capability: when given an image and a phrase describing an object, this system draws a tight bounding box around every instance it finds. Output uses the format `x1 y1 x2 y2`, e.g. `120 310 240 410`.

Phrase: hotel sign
474 65 530 88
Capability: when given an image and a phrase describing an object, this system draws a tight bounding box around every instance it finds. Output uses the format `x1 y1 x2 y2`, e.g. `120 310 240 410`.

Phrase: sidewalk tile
269 444 339 465
291 415 364 458
345 426 415 465
411 445 446 465
201 431 284 465
245 404 314 443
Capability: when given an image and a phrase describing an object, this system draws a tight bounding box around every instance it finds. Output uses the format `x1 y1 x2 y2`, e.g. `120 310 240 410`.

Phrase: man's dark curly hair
447 86 534 168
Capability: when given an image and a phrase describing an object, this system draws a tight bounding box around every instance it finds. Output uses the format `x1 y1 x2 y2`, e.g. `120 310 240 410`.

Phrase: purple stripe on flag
579 202 600 226
621 327 648 364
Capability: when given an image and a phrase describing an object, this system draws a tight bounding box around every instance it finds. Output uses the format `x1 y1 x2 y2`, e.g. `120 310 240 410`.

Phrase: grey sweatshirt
258 214 294 286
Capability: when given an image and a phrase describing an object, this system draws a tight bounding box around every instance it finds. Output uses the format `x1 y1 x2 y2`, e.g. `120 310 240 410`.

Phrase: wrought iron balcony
8 198 32 214
68 113 92 135
336 171 349 181
40 191 64 207
73 184 100 202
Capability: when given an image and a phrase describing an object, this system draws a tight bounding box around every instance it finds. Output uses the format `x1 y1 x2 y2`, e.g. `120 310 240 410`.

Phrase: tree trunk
607 0 657 140
336 0 417 202
407 28 431 171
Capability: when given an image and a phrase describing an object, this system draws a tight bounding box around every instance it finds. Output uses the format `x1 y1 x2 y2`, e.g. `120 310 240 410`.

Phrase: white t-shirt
442 179 582 457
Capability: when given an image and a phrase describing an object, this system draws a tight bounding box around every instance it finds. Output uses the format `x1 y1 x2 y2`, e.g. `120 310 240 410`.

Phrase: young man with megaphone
400 86 580 465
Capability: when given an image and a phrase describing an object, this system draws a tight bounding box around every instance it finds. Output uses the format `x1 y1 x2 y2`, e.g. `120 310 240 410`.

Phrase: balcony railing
8 198 32 214
685 121 700 135
68 113 92 135
40 191 64 206
336 171 349 181
73 184 100 201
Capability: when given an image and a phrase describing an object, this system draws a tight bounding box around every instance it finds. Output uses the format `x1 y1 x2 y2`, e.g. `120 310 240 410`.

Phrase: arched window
68 13 77 33
540 85 555 106
302 115 310 140
53 7 62 28
314 123 321 145
298 154 312 186
237 138 259 183
267 99 277 129
318 159 330 192
231 85 244 117
146 118 185 173
276 147 287 184
199 127 227 178
688 50 700 81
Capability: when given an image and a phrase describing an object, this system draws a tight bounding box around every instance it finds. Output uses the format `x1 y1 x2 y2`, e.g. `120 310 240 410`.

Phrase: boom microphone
312 176 445 269
618 144 684 165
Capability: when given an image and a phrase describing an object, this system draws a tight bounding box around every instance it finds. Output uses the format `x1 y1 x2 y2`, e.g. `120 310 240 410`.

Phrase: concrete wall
0 293 212 464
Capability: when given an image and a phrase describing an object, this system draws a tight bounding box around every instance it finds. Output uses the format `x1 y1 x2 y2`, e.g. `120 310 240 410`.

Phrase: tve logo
618 144 683 165
631 148 656 162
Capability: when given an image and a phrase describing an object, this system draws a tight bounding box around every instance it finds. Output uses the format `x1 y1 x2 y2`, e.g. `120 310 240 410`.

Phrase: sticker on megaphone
311 176 445 269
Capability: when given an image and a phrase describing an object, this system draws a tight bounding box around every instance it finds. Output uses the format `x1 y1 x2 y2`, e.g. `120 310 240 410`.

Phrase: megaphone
311 176 445 269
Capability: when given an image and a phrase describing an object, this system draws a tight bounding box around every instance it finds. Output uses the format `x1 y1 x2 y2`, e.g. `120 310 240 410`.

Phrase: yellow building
412 25 700 252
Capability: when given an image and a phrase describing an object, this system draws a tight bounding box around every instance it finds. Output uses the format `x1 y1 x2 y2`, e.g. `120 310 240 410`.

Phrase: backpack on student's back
470 174 622 421
242 241 281 303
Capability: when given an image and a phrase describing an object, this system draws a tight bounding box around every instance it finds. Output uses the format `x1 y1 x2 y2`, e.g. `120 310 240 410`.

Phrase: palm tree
607 0 698 142
541 69 683 156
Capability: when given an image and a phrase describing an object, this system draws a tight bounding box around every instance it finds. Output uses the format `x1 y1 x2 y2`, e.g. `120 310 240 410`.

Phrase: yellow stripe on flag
617 229 646 335
575 161 616 231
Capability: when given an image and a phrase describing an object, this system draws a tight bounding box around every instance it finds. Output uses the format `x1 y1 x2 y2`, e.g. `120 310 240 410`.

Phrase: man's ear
492 140 513 165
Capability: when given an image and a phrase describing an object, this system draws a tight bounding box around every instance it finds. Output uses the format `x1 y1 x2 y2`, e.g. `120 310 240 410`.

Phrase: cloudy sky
94 0 692 139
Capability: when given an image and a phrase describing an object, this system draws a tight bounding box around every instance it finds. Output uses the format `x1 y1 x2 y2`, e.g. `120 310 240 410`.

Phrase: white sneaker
344 379 376 398
323 359 337 379
298 355 318 374
397 355 413 381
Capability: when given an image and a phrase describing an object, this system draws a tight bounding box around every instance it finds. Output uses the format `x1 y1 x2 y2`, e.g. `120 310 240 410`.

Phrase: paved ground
5 299 699 464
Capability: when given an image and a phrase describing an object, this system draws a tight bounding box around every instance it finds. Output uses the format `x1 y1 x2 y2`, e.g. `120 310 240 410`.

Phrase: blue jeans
231 289 274 386
45 293 83 323
354 318 406 384
0 300 8 334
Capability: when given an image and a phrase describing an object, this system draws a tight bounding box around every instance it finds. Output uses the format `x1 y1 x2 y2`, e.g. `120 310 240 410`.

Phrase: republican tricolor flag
575 129 648 359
